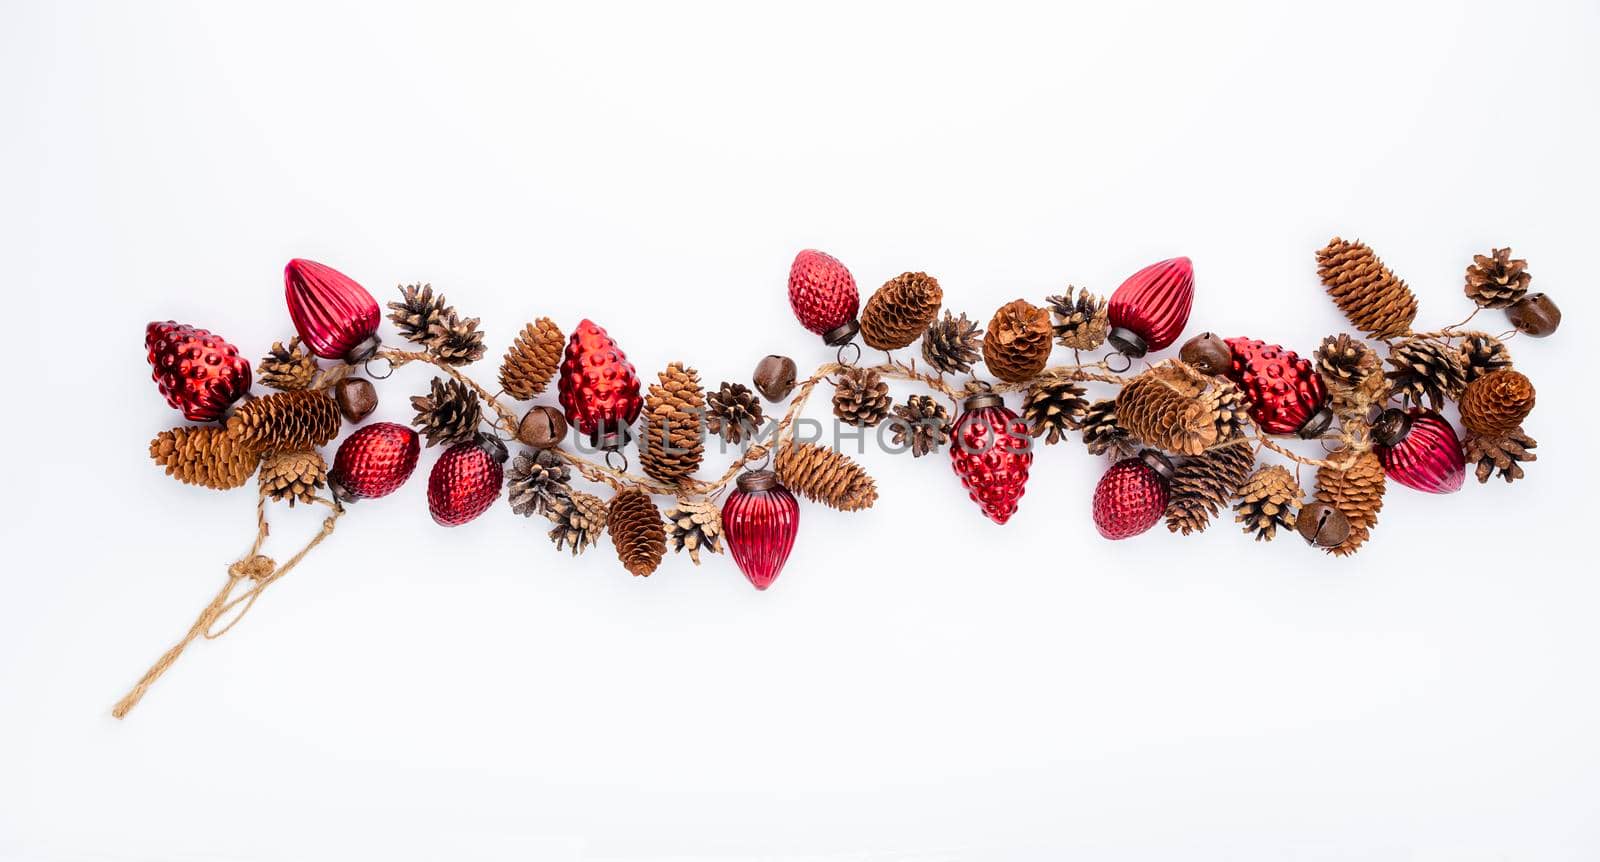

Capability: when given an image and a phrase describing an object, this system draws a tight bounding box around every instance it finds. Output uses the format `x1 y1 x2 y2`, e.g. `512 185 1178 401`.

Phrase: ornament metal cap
1296 406 1335 440
1371 408 1412 448
328 476 359 504
591 424 633 452
1138 449 1175 482
962 392 1005 411
476 433 510 463
736 469 779 492
1106 326 1148 358
345 334 381 365
822 319 860 347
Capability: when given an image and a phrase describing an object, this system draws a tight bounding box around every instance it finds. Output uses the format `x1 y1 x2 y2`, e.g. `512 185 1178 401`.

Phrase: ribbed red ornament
285 258 382 363
787 249 861 345
329 422 421 501
557 319 642 450
1373 408 1465 494
1106 257 1194 356
144 321 253 422
949 393 1033 524
1092 452 1173 540
427 435 507 526
722 470 800 591
1223 337 1332 437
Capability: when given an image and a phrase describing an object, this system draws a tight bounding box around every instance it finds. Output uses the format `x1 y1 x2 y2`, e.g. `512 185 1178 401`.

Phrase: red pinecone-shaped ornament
1107 257 1194 357
557 319 642 450
722 470 801 591
330 422 421 501
1092 451 1174 540
787 249 861 346
145 321 253 422
1224 337 1332 438
1373 408 1465 494
427 434 507 526
285 258 382 363
949 393 1033 524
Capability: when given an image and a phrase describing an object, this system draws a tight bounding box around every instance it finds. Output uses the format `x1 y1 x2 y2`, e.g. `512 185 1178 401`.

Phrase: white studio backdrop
2 1 1598 859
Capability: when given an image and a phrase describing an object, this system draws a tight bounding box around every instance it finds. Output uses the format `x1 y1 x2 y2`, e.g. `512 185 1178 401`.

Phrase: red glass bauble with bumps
1106 257 1194 357
285 258 382 363
330 422 421 501
787 249 860 346
1092 451 1174 540
1223 337 1332 438
722 470 801 591
1373 408 1465 494
144 321 253 422
557 319 642 450
427 435 507 527
949 393 1033 524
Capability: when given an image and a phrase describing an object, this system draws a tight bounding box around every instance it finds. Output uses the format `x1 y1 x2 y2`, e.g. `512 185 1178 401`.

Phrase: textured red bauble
722 470 801 590
284 258 382 363
949 393 1033 524
329 422 421 501
1106 257 1194 356
427 435 507 526
787 249 861 346
1223 337 1333 438
1373 408 1465 494
1092 451 1173 540
557 319 643 450
144 321 253 422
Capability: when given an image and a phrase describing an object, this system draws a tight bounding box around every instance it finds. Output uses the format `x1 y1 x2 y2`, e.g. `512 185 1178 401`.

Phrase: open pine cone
1234 465 1303 542
982 299 1053 382
1022 377 1089 445
775 442 878 511
1464 247 1531 309
922 311 982 375
411 376 482 447
150 425 261 490
1457 331 1513 383
1463 428 1537 483
228 390 341 451
259 449 328 506
257 337 318 391
387 283 450 344
426 307 486 366
500 317 563 400
1316 238 1418 339
1046 287 1108 351
1080 398 1139 460
640 362 706 484
888 394 950 457
706 382 764 444
507 448 572 518
861 272 943 351
608 489 666 577
546 489 607 554
1165 441 1255 535
1385 337 1466 410
664 498 724 565
832 366 892 427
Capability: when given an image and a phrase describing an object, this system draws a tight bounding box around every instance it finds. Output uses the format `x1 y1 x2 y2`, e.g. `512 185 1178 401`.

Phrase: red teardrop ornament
427 435 507 526
1223 337 1333 437
1092 451 1173 540
329 422 421 501
787 249 861 345
284 258 382 363
949 393 1033 524
1373 408 1465 494
1106 257 1194 356
722 470 801 591
557 319 643 450
144 321 253 422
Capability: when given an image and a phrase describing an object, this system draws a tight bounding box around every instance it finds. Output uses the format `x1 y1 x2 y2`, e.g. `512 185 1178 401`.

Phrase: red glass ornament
329 422 421 501
1106 257 1194 356
787 249 860 345
722 470 801 590
1223 337 1333 438
1373 408 1465 494
949 393 1033 524
427 435 507 526
557 319 643 450
144 321 253 422
285 258 382 363
1092 451 1173 540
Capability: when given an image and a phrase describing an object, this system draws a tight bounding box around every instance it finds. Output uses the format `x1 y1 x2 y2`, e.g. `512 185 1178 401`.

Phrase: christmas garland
116 240 1559 717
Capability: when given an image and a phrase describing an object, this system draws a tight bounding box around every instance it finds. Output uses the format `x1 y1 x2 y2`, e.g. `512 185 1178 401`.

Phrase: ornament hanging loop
363 354 394 380
1103 351 1133 373
835 341 861 367
605 449 629 472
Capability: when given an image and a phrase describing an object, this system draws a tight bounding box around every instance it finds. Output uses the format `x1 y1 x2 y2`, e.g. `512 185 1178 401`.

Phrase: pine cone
861 272 943 351
982 299 1053 382
706 382 764 444
1315 334 1386 418
1046 287 1109 351
507 448 572 517
257 337 318 391
1115 361 1239 456
1165 441 1255 535
640 362 706 483
259 449 328 506
150 425 261 490
1459 368 1535 437
426 307 486 366
1313 449 1386 556
1081 398 1139 461
774 442 878 511
410 376 482 447
499 317 563 400
888 394 950 457
1316 238 1418 339
1022 376 1089 445
1463 428 1537 484
664 498 723 565
1458 331 1513 383
608 489 666 577
1464 247 1531 309
1386 337 1466 410
546 489 607 554
832 366 892 427
387 283 449 344
227 390 341 451
922 311 982 375
1234 465 1303 541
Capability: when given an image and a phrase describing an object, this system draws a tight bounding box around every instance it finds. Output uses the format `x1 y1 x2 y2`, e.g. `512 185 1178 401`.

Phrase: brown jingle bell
335 377 379 423
517 405 568 448
1296 502 1350 548
753 355 798 402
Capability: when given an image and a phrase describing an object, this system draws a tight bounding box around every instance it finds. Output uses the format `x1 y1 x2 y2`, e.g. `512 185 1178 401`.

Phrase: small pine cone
426 307 486 366
227 390 341 451
1165 441 1256 535
1234 465 1303 542
1115 361 1232 456
608 489 666 577
259 448 328 506
1458 331 1513 383
832 366 892 427
150 425 261 490
387 283 449 344
774 441 878 511
1022 377 1089 445
257 337 318 391
410 376 482 447
664 498 723 565
1313 449 1386 557
499 317 563 399
1081 398 1139 461
922 311 982 375
861 272 943 351
1463 428 1537 484
1316 238 1418 339
1386 337 1466 410
888 394 950 457
1046 287 1109 351
982 299 1053 382
1459 368 1535 437
546 489 607 554
1315 333 1386 417
640 362 706 483
507 448 572 517
706 382 764 444
1464 247 1531 309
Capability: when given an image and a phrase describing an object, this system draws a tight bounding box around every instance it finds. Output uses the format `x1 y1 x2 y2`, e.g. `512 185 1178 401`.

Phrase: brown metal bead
516 405 568 449
1506 293 1561 337
334 377 378 423
1179 332 1232 375
1296 502 1350 548
753 354 798 402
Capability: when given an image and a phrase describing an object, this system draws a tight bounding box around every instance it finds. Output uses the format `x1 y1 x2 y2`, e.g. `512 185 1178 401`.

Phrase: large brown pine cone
831 367 892 427
1115 361 1240 456
1385 337 1466 410
259 449 328 506
1464 247 1531 309
861 272 943 351
774 442 878 511
387 283 450 344
608 489 666 577
1046 287 1109 351
150 426 262 490
546 489 607 554
257 337 318 391
664 498 724 565
1315 334 1385 418
1459 368 1535 436
1463 428 1537 483
1022 376 1089 445
1313 449 1386 556
640 362 706 483
1457 331 1513 383
1165 441 1256 535
922 311 982 375
1316 238 1418 339
982 299 1053 382
227 390 341 451
1080 398 1138 460
499 317 564 400
706 382 764 444
1234 465 1303 542
410 376 482 447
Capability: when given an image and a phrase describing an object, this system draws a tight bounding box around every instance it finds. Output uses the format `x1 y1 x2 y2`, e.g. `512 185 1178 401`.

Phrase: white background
3 1 1598 859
